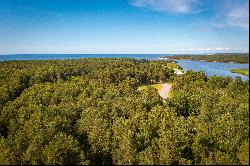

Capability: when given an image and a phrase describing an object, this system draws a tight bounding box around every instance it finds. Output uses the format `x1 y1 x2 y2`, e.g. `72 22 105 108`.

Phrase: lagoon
176 59 249 80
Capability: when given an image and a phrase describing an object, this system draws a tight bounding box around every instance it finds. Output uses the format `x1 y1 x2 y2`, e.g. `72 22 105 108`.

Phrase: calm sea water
0 54 248 80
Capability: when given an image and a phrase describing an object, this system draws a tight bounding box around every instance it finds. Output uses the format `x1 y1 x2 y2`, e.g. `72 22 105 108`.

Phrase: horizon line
1 52 249 56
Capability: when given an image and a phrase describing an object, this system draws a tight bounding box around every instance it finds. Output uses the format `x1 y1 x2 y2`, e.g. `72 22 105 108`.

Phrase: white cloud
131 0 199 14
131 0 249 30
165 47 247 52
227 3 249 29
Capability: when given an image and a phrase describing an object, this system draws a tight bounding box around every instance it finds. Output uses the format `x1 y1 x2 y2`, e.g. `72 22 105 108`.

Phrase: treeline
161 53 249 64
0 59 249 165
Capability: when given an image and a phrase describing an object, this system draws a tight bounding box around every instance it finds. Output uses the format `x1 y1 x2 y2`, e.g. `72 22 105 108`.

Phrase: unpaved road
158 83 172 99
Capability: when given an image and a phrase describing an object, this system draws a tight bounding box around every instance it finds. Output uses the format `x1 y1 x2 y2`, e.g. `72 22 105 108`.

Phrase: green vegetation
165 62 184 70
138 83 164 91
230 68 249 76
0 58 248 165
162 53 249 64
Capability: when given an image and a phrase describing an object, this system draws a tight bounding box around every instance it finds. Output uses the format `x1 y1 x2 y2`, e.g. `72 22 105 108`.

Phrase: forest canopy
0 58 249 165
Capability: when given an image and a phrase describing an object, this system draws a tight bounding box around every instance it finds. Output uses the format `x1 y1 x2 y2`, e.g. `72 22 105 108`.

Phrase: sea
0 54 249 80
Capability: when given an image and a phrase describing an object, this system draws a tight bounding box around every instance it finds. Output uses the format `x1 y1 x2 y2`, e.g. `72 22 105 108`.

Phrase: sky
0 0 249 54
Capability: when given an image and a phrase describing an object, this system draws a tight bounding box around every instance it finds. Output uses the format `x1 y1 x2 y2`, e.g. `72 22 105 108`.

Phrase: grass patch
230 68 249 76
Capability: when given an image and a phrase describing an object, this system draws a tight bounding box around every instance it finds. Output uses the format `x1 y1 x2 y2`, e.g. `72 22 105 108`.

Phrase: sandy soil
158 83 172 99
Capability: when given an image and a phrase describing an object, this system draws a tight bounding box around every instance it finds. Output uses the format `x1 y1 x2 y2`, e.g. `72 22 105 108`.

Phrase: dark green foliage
169 71 249 165
0 58 248 165
162 53 249 63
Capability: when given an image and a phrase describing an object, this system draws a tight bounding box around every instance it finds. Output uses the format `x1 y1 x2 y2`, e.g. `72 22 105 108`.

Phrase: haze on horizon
0 0 249 54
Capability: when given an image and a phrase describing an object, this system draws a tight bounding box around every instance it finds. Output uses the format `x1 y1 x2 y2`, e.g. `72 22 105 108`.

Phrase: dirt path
158 83 172 99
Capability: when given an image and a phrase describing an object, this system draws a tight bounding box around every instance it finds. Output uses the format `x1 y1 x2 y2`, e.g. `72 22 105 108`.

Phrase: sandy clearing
174 68 184 75
158 83 172 99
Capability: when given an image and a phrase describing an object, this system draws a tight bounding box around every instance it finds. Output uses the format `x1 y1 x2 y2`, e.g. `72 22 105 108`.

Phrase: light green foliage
112 118 137 165
138 83 163 91
42 132 86 165
165 62 184 70
237 139 249 165
170 71 248 165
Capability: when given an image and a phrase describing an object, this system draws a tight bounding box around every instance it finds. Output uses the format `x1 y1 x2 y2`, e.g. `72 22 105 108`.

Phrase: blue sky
0 0 249 54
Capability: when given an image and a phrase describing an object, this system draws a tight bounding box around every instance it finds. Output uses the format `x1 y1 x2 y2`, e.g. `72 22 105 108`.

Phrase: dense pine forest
161 53 249 64
0 59 249 165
